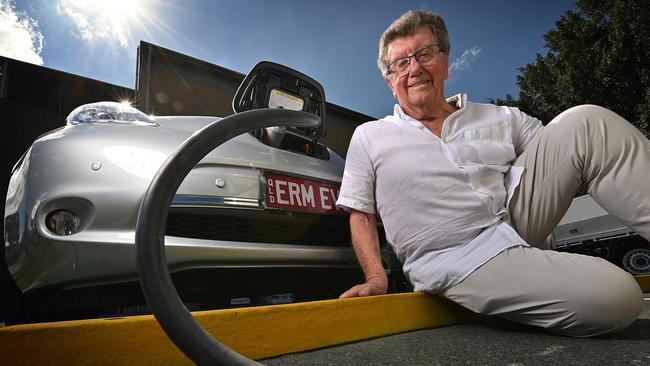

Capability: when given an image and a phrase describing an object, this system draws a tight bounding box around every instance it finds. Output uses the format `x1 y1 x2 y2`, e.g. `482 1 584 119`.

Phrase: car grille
165 208 352 247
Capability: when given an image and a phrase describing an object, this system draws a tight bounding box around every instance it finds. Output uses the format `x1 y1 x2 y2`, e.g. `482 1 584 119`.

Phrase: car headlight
66 101 158 127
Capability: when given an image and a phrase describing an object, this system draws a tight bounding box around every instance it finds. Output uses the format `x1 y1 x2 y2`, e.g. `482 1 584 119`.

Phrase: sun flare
92 0 142 21
56 0 153 47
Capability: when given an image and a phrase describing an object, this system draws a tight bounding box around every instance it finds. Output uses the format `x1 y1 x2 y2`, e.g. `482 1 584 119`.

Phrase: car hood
32 115 344 184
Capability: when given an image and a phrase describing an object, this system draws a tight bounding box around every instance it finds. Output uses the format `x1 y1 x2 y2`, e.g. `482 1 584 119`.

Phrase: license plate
264 173 345 215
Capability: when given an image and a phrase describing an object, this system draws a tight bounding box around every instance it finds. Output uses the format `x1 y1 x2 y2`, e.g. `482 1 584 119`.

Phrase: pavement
264 297 650 366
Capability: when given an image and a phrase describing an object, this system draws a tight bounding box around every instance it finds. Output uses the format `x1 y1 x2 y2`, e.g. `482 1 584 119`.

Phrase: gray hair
377 10 451 76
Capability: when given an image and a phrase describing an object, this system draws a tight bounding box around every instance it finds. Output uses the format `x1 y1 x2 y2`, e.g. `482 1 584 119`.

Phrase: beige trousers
444 105 647 337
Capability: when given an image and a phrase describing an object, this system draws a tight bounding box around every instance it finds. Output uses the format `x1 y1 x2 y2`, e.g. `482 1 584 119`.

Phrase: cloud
0 0 44 65
56 0 129 47
449 46 481 73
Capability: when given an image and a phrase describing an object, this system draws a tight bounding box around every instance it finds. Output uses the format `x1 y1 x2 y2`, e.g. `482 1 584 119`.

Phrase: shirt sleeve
511 108 544 156
336 126 377 214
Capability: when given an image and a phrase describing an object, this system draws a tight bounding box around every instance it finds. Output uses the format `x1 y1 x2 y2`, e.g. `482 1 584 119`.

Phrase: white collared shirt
336 93 544 292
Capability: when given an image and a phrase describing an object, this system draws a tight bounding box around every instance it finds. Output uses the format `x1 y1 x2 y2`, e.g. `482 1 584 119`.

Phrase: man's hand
339 274 388 298
340 209 387 298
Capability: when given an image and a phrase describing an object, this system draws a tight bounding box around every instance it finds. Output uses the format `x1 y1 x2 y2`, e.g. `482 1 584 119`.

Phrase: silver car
4 62 400 319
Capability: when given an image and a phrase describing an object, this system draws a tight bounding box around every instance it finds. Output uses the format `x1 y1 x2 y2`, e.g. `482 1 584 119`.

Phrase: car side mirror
232 61 327 140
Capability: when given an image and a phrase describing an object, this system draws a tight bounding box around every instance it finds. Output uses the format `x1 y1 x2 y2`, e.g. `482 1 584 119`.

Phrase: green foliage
492 0 650 137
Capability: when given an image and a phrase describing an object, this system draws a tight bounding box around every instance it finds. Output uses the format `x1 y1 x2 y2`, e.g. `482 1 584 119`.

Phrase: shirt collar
391 93 468 128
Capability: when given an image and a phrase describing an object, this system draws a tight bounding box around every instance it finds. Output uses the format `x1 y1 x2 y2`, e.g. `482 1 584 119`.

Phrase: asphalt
264 297 650 366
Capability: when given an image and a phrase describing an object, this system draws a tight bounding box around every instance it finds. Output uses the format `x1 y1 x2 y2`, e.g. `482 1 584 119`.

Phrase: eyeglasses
386 44 443 76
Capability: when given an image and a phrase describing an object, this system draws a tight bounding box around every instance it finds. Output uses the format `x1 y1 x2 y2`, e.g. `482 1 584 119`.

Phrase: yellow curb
636 275 650 292
2 275 644 365
0 293 473 365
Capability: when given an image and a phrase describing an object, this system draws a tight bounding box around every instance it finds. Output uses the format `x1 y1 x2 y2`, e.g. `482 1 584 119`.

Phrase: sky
1 0 577 119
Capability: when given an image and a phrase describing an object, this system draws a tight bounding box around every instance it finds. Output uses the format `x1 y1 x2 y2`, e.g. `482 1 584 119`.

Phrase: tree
492 0 650 138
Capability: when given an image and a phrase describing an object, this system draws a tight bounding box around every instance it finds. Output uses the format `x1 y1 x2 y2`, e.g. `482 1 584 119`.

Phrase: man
336 10 648 337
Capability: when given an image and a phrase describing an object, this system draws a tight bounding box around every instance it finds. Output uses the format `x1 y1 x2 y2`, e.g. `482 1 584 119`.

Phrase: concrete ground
265 297 650 366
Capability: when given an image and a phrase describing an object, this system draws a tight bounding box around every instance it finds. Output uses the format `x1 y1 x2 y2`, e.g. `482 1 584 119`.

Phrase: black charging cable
135 109 320 365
